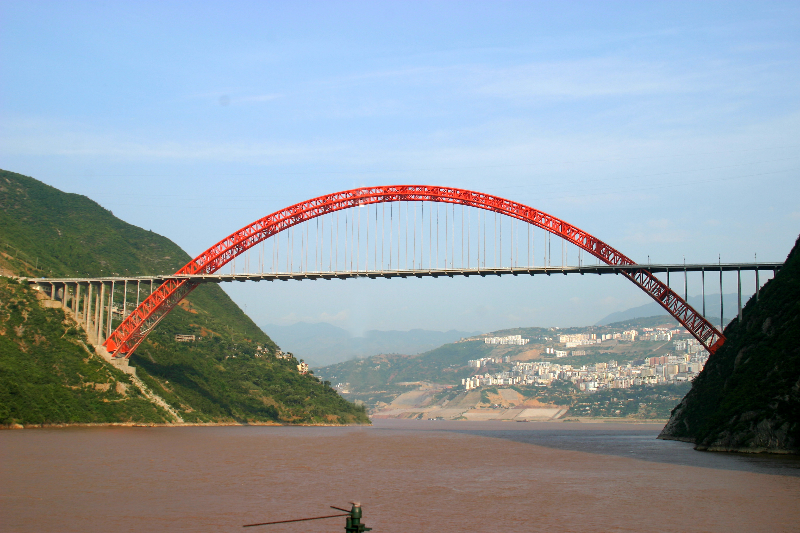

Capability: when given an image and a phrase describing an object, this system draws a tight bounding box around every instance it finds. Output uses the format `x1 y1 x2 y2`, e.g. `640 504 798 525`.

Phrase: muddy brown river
2 420 799 532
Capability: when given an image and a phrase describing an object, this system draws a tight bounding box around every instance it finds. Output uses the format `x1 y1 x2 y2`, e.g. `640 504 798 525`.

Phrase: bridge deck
26 262 783 285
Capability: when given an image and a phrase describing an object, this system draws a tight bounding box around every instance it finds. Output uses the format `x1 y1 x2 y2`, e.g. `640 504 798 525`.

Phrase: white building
484 335 529 346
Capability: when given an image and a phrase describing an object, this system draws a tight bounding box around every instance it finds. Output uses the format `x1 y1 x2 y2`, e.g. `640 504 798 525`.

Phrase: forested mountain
0 169 368 425
659 236 800 453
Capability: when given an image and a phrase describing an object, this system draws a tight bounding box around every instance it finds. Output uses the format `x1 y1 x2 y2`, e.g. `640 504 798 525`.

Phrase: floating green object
344 502 372 533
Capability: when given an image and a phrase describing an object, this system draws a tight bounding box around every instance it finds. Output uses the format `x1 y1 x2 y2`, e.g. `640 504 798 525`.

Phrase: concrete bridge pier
94 343 135 375
756 269 760 301
85 282 94 343
738 269 743 322
96 282 105 344
73 282 81 318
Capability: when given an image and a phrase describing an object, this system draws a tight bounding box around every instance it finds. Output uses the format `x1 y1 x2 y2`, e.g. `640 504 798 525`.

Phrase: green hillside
0 169 368 425
659 235 800 453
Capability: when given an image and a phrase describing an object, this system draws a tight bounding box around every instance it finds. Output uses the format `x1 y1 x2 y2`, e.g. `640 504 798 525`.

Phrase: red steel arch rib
105 185 725 358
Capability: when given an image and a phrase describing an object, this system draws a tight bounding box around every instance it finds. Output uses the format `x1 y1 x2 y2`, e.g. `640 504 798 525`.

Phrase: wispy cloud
237 93 283 103
0 117 336 163
473 58 706 99
186 90 283 106
324 54 772 106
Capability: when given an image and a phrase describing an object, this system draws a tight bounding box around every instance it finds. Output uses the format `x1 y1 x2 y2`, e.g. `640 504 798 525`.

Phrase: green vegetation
480 386 499 404
507 379 690 419
660 235 800 452
0 169 368 425
0 277 169 425
130 296 368 423
570 383 691 419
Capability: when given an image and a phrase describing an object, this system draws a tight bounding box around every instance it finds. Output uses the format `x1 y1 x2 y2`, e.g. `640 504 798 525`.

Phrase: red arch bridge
27 185 783 358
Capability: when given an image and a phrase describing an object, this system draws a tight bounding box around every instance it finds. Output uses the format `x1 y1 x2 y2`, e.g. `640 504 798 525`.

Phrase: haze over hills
0 169 368 426
597 293 741 326
262 322 482 367
268 291 732 368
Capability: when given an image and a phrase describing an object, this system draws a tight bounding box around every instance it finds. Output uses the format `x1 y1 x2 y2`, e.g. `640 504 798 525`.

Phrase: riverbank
1 416 665 430
1 421 372 429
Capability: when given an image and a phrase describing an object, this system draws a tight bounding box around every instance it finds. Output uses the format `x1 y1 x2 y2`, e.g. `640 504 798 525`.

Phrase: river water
2 420 799 533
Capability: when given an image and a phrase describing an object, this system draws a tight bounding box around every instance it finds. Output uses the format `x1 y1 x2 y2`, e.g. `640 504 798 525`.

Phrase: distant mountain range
260 322 482 367
596 293 741 326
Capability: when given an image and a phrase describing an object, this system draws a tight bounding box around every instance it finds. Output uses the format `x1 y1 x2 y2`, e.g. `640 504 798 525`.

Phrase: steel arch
105 185 725 357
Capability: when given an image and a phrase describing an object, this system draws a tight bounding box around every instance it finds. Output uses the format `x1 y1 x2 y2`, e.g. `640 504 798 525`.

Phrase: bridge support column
84 283 91 326
96 283 102 340
85 283 93 332
70 283 76 313
71 283 78 316
719 270 724 331
702 269 706 317
136 280 140 307
756 270 760 301
122 281 127 320
75 283 82 317
85 282 91 325
107 281 115 340
738 269 742 322
684 267 687 302
97 282 105 343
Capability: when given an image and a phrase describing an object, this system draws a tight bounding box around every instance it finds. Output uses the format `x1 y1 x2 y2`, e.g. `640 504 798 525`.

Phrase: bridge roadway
25 262 784 285
25 261 782 352
26 263 783 354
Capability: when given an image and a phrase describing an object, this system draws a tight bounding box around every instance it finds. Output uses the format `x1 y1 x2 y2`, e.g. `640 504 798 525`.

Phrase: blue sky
2 1 799 334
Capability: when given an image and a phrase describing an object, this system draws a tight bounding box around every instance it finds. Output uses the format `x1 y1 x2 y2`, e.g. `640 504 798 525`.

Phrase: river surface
2 419 799 532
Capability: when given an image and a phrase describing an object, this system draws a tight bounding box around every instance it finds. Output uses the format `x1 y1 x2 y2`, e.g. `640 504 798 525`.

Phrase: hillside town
464 327 709 392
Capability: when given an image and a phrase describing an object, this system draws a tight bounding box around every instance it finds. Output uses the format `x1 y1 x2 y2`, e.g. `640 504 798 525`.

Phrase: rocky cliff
659 236 800 453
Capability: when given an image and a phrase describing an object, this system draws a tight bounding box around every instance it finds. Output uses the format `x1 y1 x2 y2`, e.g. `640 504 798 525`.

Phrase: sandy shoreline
1 421 364 429
1 417 668 430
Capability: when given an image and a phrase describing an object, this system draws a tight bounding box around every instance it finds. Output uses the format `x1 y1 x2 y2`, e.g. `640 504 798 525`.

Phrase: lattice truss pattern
105 186 725 358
